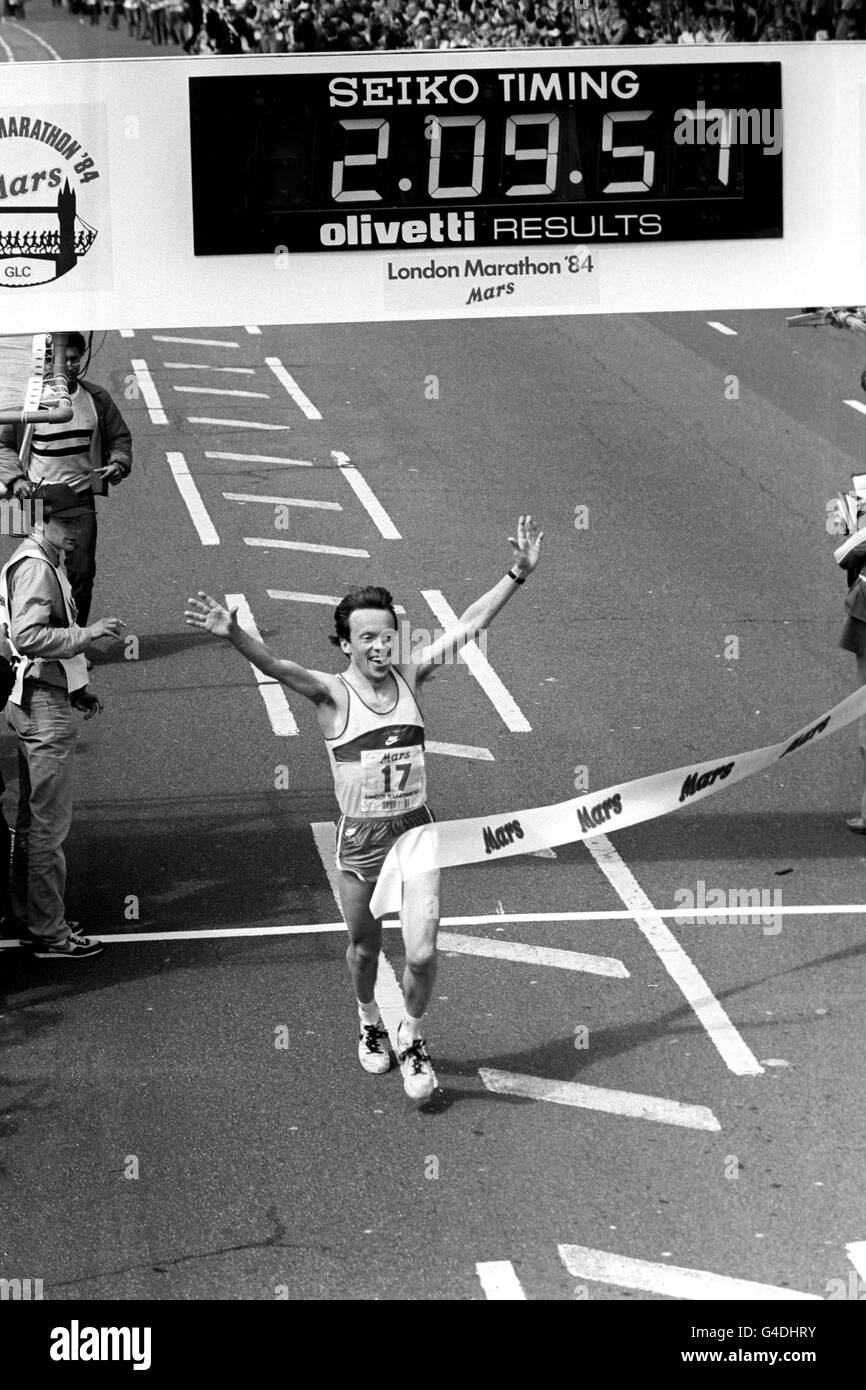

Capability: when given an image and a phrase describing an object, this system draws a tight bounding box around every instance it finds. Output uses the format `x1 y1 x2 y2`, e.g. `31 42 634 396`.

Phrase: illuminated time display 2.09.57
189 62 783 254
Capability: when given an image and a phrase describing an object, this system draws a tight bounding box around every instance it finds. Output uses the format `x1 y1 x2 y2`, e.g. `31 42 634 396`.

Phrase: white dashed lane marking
707 321 738 335
265 358 323 420
205 451 312 467
166 452 219 545
422 589 531 733
225 593 299 736
165 363 255 374
558 1246 821 1300
223 493 341 511
425 740 492 760
331 451 401 540
480 1070 720 1132
476 1262 527 1300
173 386 270 399
187 417 291 431
245 538 369 558
130 360 166 425
152 335 240 348
441 934 628 978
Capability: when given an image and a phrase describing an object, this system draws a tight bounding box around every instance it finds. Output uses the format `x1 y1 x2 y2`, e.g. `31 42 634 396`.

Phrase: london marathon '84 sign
0 107 109 290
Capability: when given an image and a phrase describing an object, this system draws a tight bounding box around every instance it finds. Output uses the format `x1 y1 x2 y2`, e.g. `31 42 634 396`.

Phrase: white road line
311 821 405 1049
443 903 866 922
269 590 406 614
330 450 401 540
265 358 323 420
585 835 763 1077
425 740 493 760
246 538 369 558
224 493 341 510
226 593 298 736
441 934 628 978
476 1262 527 1301
558 1246 821 1301
174 386 269 399
119 330 135 338
165 363 255 374
846 1242 866 1281
5 907 837 947
844 400 866 417
153 335 239 348
130 360 167 424
166 452 219 545
188 418 291 431
707 321 738 336
0 35 16 61
7 21 62 59
480 1070 720 1131
205 451 311 467
245 326 262 334
423 589 531 733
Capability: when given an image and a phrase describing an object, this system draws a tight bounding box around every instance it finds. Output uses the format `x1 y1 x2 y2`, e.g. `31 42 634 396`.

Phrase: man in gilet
0 484 125 959
185 515 543 1101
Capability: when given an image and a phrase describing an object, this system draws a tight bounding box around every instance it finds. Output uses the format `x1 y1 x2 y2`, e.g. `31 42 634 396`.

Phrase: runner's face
344 608 397 679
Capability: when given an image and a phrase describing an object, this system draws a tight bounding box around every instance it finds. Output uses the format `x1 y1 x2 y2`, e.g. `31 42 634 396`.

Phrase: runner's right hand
184 592 238 639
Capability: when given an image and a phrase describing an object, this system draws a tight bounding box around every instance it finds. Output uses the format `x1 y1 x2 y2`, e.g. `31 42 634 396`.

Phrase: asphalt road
1 311 866 1305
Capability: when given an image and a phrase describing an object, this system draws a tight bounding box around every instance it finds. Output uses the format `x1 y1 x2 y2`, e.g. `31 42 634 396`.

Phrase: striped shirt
28 386 98 494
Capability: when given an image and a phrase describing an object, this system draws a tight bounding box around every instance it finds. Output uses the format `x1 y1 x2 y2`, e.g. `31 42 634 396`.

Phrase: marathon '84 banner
370 685 866 918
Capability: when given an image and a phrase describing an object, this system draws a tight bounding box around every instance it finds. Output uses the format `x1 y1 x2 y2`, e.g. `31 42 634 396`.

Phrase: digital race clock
189 61 782 255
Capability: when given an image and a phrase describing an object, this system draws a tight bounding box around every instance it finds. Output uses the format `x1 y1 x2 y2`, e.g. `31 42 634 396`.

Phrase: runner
184 514 543 1101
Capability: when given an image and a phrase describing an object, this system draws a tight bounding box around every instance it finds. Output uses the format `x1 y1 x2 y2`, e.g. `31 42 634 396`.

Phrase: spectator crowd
40 0 866 52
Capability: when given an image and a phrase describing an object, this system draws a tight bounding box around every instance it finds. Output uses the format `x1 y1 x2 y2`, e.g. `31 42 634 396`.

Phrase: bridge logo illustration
0 113 101 289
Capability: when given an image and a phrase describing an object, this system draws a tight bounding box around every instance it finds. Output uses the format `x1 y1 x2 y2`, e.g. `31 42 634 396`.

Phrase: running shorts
335 804 435 883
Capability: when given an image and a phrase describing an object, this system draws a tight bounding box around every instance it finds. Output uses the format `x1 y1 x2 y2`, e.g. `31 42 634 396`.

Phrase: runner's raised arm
411 514 544 683
184 591 334 704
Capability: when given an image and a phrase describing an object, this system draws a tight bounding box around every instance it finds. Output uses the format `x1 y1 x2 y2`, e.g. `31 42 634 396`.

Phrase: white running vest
0 540 89 705
325 667 427 820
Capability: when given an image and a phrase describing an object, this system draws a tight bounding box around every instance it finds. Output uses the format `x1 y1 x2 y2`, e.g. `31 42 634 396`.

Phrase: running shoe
397 1025 438 1102
30 929 104 960
358 1020 393 1074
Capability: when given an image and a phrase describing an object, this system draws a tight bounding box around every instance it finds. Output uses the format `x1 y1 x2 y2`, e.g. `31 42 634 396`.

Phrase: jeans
7 685 78 944
66 492 97 627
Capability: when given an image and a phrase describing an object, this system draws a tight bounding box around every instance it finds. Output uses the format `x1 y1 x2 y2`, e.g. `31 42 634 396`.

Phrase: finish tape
369 684 866 919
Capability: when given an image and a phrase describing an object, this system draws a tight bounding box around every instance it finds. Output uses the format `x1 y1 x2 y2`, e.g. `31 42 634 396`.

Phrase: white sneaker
358 1020 392 1075
397 1024 438 1102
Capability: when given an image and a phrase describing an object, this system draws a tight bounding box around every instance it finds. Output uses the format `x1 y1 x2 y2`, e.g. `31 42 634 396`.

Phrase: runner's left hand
507 514 544 578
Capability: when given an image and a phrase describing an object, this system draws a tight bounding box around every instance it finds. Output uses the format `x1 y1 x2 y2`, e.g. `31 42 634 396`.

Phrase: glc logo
0 114 100 289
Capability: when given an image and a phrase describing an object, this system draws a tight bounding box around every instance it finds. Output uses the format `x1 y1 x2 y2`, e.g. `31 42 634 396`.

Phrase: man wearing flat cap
0 484 125 960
